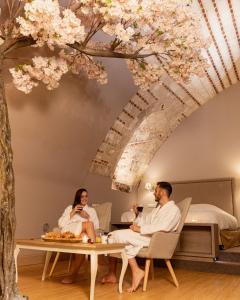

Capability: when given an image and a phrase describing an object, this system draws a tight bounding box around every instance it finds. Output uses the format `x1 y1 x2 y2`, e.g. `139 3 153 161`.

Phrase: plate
41 237 82 243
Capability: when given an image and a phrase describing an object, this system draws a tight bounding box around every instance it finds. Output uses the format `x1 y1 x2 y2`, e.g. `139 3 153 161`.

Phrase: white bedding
185 204 238 230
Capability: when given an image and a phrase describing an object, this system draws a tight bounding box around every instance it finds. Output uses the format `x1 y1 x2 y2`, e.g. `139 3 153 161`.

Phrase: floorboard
18 261 240 300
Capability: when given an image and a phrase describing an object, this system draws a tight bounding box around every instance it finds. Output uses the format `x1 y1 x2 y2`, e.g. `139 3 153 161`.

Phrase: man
101 181 181 292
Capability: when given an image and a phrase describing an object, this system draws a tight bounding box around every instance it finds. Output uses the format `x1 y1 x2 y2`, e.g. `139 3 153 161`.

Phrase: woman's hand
70 204 83 219
70 205 90 220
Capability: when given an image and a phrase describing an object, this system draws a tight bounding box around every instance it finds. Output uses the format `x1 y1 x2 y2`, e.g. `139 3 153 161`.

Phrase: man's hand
130 224 141 233
132 204 138 215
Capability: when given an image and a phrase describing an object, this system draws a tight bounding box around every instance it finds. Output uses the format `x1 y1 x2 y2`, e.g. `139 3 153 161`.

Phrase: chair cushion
176 197 192 233
137 247 149 258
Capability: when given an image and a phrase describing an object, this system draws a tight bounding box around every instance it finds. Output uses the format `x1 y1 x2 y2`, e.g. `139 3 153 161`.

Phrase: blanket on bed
220 229 240 249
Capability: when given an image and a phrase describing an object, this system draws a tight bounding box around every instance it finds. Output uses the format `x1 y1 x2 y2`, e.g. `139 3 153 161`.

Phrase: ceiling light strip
162 83 185 105
212 0 239 80
206 49 225 89
198 0 232 86
204 69 219 94
227 0 240 50
156 55 201 107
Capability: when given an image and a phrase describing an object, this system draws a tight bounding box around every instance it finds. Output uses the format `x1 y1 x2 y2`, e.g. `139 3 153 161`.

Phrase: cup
96 236 102 243
108 237 114 244
101 235 108 244
82 235 88 244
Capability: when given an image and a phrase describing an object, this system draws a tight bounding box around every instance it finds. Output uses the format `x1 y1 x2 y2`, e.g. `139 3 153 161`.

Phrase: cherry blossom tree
0 0 208 298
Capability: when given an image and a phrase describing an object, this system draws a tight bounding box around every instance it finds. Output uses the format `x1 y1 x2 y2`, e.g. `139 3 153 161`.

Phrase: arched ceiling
90 0 240 192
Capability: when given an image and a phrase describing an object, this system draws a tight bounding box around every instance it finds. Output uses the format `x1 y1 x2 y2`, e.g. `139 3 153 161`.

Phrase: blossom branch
82 19 105 47
1 37 35 55
68 42 155 59
5 0 209 93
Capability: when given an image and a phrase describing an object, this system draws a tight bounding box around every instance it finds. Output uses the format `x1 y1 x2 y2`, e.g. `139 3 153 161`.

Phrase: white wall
138 82 240 220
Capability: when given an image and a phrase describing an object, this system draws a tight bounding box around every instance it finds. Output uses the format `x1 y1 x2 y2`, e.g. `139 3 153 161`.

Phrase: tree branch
1 37 35 55
68 42 155 59
0 36 155 60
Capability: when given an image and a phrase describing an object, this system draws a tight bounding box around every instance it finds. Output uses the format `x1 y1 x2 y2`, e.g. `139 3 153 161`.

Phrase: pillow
121 210 136 222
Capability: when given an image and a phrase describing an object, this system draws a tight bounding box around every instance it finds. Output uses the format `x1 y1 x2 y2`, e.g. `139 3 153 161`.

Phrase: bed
171 178 238 262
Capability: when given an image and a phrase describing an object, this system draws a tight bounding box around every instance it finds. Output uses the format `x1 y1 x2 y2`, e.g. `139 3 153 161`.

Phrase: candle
101 235 108 244
82 235 88 244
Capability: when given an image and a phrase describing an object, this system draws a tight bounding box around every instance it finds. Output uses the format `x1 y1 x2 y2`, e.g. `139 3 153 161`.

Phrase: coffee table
15 239 128 300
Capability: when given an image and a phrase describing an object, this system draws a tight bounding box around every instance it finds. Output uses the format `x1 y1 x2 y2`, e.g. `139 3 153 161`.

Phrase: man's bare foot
101 273 117 284
127 269 145 293
61 274 77 284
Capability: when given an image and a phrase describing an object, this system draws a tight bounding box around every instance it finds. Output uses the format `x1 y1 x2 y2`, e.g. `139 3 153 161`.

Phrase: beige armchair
92 202 112 233
137 197 192 291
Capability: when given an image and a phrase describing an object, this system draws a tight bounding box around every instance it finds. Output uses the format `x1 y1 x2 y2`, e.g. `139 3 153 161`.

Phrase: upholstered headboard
171 178 235 216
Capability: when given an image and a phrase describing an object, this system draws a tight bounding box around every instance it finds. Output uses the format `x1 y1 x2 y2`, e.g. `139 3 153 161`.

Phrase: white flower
9 68 38 94
10 55 69 93
60 50 107 84
127 60 163 90
17 0 85 49
115 24 135 42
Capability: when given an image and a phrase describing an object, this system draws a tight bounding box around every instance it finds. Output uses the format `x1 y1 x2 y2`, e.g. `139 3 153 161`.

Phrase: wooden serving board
42 237 82 243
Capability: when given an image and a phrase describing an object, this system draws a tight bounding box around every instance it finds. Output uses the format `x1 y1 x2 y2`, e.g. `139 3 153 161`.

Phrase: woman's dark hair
72 188 88 208
157 182 172 197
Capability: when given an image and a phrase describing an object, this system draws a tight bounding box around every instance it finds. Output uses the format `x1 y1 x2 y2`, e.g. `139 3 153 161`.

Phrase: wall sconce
144 182 155 192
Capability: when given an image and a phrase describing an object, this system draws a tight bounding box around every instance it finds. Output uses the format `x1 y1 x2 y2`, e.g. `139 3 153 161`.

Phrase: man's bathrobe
110 201 181 259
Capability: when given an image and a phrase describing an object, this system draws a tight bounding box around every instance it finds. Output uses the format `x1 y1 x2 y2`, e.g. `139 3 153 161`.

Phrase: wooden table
15 239 128 300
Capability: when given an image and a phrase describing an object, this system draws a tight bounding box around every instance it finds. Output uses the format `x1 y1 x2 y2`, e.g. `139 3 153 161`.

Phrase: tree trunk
0 57 18 299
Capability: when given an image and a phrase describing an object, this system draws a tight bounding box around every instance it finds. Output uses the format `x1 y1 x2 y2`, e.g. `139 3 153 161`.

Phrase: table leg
90 253 98 300
14 246 20 283
49 252 60 277
42 251 52 281
118 250 128 293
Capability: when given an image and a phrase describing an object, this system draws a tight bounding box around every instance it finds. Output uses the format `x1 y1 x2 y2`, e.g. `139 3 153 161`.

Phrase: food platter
41 236 82 243
41 231 82 243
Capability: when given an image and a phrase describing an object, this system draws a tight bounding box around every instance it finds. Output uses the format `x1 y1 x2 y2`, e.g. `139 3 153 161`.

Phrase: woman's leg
70 254 85 275
82 221 96 242
61 254 85 284
101 257 118 283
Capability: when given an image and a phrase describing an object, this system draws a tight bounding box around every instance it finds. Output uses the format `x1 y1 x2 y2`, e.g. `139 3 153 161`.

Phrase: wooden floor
18 261 240 300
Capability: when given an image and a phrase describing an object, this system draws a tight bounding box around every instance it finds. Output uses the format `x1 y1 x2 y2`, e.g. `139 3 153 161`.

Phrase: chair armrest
140 232 180 259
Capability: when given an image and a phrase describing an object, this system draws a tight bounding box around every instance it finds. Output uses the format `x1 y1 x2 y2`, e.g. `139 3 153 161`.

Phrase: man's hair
157 181 172 197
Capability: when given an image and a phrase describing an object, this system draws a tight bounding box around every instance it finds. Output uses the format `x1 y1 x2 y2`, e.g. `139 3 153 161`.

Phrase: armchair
137 197 192 291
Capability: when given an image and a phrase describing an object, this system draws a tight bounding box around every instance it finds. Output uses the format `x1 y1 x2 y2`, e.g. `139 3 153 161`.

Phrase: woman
58 188 99 283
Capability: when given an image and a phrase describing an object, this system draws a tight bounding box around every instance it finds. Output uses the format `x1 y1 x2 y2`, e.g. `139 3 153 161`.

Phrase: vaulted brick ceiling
90 0 240 192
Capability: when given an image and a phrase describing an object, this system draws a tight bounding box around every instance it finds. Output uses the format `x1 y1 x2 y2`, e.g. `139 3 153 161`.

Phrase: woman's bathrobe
110 201 181 258
58 205 99 236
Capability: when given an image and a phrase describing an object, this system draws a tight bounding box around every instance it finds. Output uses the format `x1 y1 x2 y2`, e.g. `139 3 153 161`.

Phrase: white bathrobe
58 205 99 236
110 201 181 258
